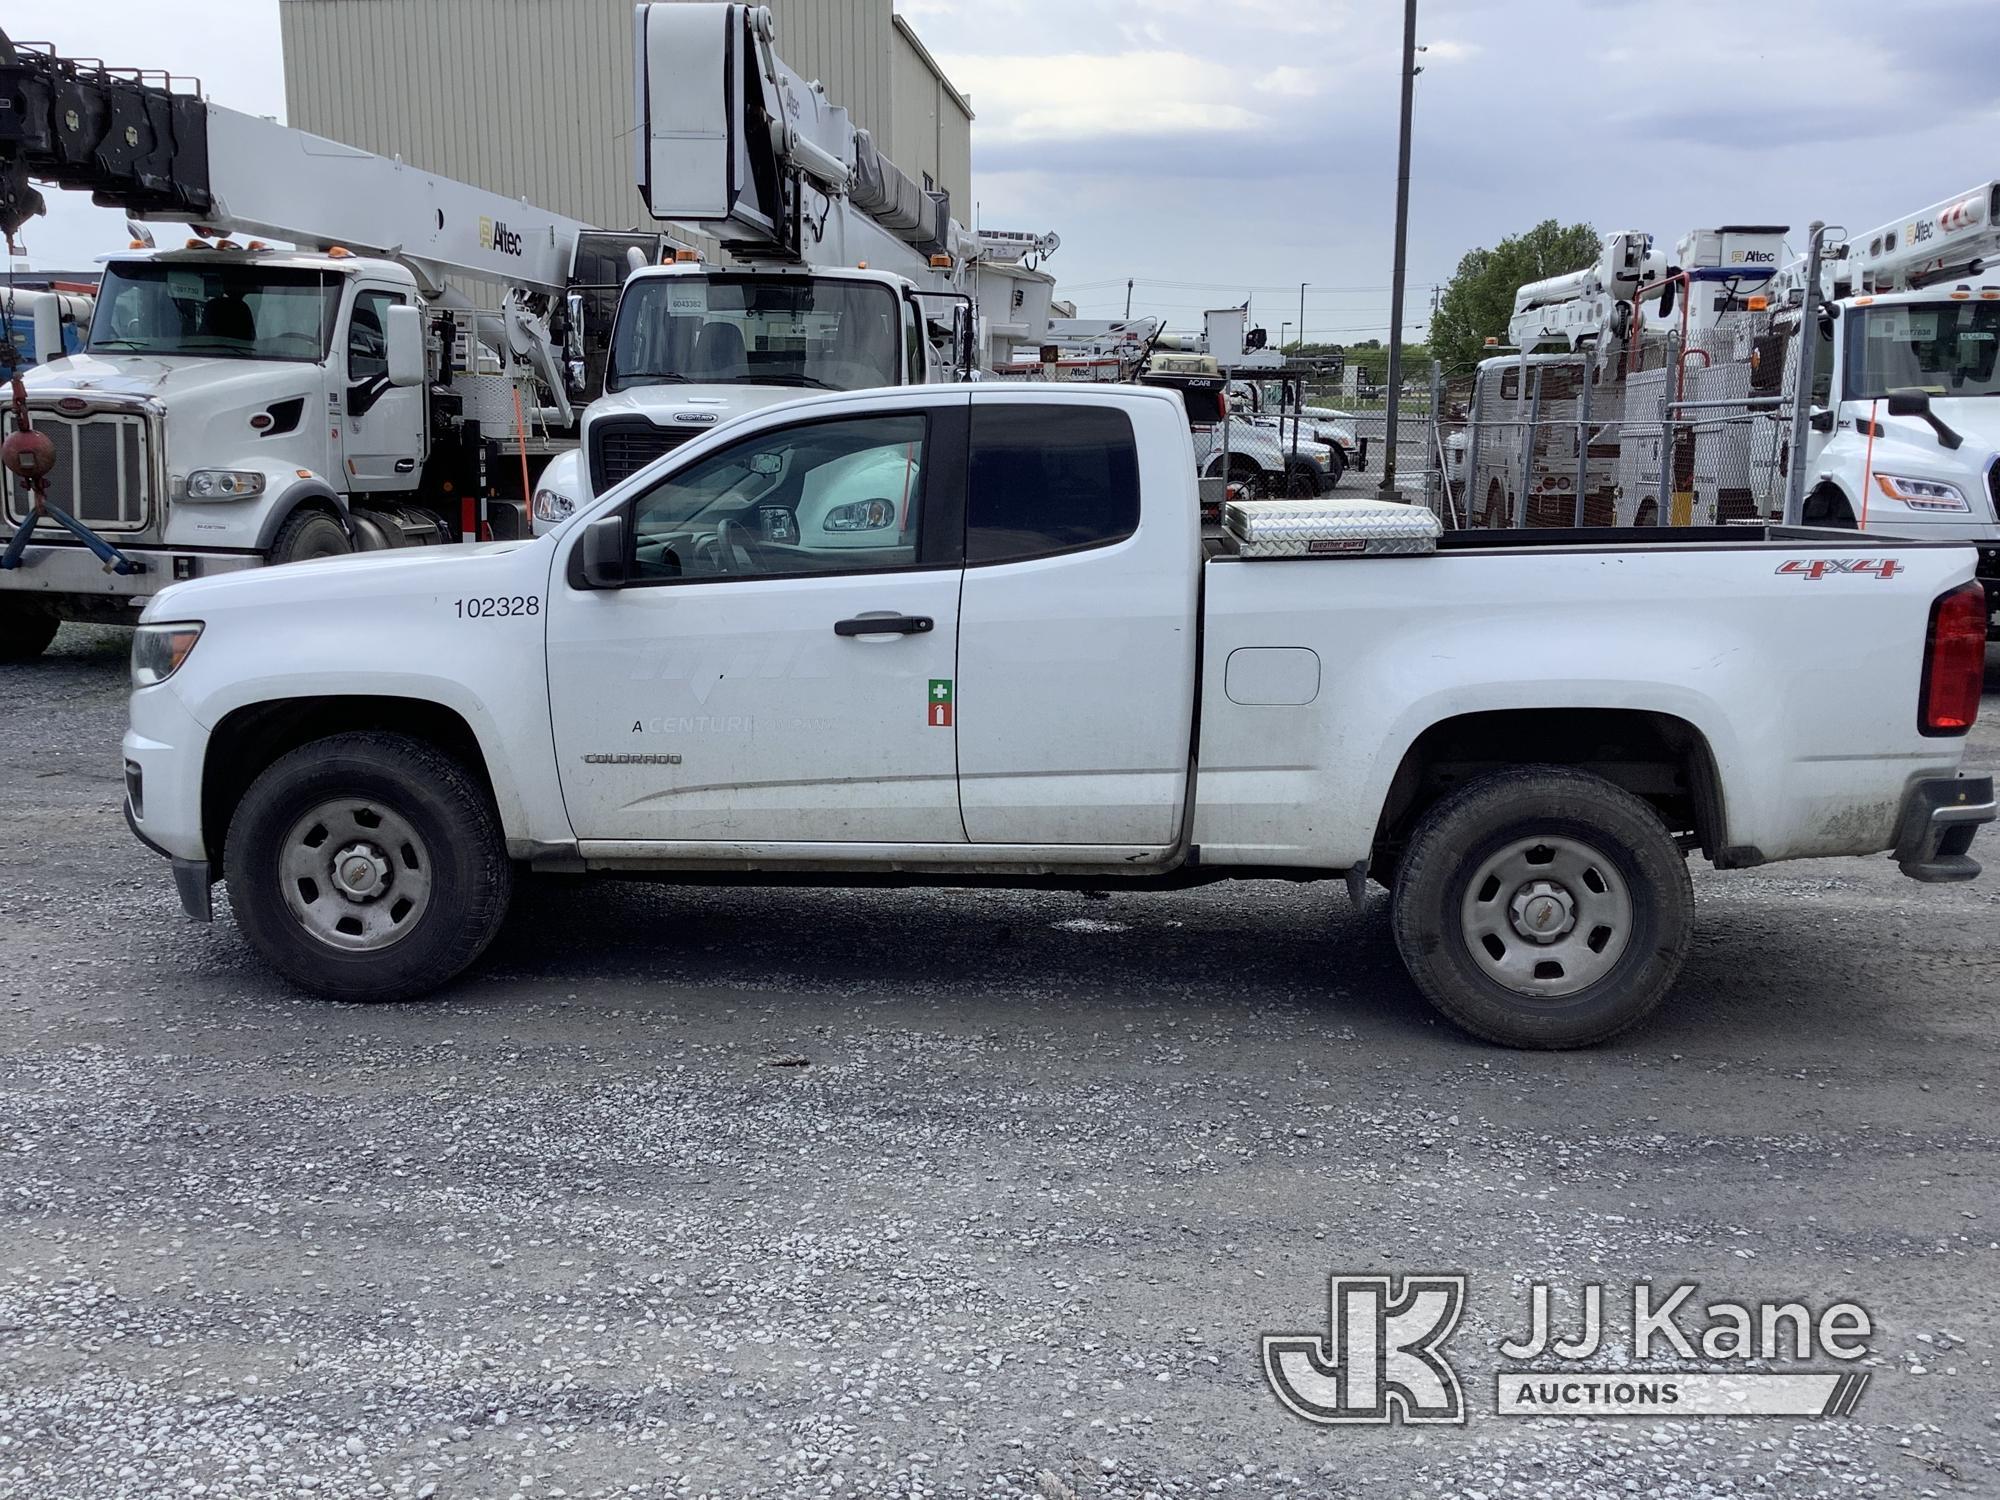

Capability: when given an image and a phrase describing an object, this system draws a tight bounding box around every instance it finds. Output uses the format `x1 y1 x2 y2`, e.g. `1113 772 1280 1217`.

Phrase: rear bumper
1893 773 1994 882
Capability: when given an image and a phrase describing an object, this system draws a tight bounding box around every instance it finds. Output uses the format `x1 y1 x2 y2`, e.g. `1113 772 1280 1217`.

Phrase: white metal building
279 0 973 243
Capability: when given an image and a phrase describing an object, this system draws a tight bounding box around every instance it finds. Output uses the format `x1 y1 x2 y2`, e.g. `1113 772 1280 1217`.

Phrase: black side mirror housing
1809 408 1835 433
1886 387 1965 450
576 514 628 589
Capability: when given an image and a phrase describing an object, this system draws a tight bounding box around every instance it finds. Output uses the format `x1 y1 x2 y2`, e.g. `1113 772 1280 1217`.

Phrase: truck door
547 398 968 843
339 284 423 493
953 392 1198 846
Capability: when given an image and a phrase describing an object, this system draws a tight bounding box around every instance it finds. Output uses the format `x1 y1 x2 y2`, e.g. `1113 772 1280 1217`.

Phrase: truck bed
1192 523 1977 872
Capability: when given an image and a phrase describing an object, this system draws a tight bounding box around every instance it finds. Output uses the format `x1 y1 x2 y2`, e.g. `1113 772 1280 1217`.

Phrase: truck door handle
834 613 933 637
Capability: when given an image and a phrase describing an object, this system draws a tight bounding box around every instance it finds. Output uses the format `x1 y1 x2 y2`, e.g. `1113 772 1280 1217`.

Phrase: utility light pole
1379 0 1420 500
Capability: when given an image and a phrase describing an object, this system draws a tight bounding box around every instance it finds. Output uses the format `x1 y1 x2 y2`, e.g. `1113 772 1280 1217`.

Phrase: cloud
937 50 1273 141
1257 66 1321 99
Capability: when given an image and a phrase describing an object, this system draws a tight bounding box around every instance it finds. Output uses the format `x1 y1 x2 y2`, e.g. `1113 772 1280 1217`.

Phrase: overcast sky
12 0 2000 346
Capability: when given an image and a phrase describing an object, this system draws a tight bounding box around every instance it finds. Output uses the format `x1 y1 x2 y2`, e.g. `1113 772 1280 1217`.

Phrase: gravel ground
3 624 1998 1500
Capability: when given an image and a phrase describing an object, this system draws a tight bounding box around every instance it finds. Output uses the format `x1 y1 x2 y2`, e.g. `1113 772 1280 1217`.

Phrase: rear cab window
967 403 1140 563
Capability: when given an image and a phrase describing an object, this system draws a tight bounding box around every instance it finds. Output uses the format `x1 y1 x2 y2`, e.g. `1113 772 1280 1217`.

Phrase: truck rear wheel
1227 460 1269 501
268 508 352 565
0 604 61 662
224 731 512 1002
1389 767 1692 1049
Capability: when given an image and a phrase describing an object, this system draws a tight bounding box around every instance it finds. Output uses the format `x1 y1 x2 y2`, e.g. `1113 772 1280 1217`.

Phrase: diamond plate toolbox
1223 497 1441 558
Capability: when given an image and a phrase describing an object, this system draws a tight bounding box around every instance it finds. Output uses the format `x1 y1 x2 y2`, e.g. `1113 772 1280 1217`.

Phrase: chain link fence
1431 303 1808 530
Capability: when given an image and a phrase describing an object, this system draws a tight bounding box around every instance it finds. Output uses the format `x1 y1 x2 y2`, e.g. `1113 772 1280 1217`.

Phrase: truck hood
140 539 545 624
587 383 804 426
25 351 315 405
1865 399 2000 513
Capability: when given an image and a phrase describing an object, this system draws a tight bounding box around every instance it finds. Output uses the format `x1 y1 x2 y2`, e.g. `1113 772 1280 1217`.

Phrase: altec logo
479 216 524 257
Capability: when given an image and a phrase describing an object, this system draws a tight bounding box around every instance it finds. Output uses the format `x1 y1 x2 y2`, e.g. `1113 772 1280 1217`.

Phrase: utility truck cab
2 245 430 655
1793 283 2000 582
531 262 937 530
0 30 665 662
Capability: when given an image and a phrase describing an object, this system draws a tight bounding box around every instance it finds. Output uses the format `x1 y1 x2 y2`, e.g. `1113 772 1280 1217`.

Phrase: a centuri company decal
1264 1273 1872 1426
1777 558 1903 581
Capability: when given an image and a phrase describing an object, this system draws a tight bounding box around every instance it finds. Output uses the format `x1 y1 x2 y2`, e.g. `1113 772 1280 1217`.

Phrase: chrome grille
4 409 153 532
588 417 696 493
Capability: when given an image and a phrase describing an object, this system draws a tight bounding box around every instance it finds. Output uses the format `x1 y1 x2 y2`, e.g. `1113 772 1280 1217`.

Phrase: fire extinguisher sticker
927 678 953 728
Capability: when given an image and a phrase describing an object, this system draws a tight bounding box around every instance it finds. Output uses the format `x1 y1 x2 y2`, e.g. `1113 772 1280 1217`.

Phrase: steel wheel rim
1460 833 1633 998
278 797 434 952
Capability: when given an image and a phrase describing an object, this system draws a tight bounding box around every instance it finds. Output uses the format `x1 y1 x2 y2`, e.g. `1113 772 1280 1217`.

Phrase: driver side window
627 412 928 583
347 289 399 382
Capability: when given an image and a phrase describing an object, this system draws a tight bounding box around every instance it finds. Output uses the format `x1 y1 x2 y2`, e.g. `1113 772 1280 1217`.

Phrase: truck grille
4 408 153 532
588 417 696 493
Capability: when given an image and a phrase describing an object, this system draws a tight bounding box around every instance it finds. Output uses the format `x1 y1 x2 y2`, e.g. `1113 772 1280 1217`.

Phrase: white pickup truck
122 385 1994 1047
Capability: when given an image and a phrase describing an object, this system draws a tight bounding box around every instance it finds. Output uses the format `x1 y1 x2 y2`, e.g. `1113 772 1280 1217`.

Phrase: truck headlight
185 469 267 500
533 487 575 523
1873 474 1969 512
131 622 203 686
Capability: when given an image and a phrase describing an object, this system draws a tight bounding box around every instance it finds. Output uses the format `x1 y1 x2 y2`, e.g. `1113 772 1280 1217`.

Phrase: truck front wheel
268 508 352 565
223 731 512 1001
0 603 61 662
1389 767 1693 1048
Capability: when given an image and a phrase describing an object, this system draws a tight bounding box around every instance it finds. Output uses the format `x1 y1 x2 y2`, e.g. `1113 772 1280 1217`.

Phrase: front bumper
125 797 213 921
1 541 260 604
1893 773 1994 882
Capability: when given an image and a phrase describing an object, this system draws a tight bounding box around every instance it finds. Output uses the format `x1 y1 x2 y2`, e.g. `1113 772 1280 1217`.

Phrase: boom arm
0 30 593 297
634 2 960 280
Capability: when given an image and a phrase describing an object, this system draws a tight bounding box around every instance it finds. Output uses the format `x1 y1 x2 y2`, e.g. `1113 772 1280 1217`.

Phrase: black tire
1227 461 1269 501
0 605 61 662
268 508 353 565
1390 767 1693 1049
224 731 512 1002
1322 446 1348 490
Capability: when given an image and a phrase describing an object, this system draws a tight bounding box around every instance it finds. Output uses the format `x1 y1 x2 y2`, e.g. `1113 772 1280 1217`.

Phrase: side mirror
385 304 426 388
1809 408 1835 433
577 514 628 589
1886 386 1965 450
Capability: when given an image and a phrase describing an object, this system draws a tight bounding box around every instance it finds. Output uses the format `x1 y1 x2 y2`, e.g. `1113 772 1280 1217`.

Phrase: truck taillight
1919 582 1987 736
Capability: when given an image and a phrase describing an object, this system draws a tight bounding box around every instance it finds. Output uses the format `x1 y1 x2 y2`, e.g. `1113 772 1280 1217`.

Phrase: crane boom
634 2 962 280
0 33 595 296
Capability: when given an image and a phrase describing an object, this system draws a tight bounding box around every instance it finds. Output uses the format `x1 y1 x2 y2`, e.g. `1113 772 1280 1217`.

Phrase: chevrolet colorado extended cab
123 385 1994 1047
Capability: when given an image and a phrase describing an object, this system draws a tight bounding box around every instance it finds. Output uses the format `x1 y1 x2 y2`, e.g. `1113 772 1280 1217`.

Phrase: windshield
1845 300 2000 400
89 261 341 362
605 275 903 393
